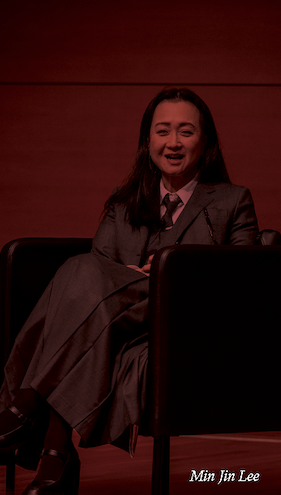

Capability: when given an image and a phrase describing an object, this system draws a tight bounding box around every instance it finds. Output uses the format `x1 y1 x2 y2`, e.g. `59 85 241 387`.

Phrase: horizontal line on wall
0 82 281 87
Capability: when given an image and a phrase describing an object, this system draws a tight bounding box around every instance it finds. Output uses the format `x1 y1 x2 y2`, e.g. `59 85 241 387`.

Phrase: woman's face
149 100 203 191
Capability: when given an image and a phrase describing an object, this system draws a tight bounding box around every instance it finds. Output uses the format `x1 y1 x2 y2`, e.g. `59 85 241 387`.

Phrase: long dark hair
104 87 230 230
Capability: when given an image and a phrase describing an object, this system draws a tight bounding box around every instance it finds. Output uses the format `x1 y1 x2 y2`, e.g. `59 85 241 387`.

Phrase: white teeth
166 155 183 159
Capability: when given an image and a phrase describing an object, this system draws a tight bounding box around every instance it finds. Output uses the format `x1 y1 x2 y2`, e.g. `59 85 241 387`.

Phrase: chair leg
6 455 15 493
151 436 170 495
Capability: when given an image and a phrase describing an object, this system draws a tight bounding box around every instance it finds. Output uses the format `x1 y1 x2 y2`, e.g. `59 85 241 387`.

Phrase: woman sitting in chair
0 88 258 494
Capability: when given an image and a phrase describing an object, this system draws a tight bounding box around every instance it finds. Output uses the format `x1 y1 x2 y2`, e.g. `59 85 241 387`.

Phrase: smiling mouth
165 154 184 161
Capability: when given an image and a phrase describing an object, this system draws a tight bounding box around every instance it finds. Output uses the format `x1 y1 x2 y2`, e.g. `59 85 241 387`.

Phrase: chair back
0 238 92 381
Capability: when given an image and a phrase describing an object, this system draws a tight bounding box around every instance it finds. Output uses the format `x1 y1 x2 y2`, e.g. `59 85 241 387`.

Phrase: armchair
1 231 281 494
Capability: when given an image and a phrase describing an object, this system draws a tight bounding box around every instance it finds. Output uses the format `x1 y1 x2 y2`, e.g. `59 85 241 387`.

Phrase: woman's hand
127 255 154 277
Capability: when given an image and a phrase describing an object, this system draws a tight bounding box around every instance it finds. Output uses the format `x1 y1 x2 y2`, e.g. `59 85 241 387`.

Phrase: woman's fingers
127 254 155 277
127 264 149 276
140 255 155 275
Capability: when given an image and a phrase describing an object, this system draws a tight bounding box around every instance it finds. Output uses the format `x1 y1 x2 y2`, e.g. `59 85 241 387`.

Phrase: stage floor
1 430 281 494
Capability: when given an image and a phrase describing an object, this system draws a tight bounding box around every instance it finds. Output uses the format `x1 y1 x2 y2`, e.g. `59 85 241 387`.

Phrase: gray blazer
92 182 259 267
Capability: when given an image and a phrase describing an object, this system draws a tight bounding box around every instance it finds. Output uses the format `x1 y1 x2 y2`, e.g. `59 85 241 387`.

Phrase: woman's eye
157 130 168 135
181 130 193 136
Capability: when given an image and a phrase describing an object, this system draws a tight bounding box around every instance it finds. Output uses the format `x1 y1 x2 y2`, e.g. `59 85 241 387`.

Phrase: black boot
0 405 35 454
0 390 47 468
22 444 80 495
22 408 80 494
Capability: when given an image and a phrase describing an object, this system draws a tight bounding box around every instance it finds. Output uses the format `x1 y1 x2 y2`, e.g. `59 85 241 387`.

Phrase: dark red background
1 0 281 250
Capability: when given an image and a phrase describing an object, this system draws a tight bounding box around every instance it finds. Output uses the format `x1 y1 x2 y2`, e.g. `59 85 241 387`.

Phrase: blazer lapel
173 182 216 243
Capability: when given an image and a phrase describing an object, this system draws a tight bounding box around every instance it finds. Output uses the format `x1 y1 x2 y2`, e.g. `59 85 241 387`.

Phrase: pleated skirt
0 253 150 457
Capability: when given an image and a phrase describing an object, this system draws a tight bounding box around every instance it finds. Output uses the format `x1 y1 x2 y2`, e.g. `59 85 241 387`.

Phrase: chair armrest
255 229 281 245
146 244 281 437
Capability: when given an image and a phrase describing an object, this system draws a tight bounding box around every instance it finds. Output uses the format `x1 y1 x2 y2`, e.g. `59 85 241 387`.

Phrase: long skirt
0 252 150 459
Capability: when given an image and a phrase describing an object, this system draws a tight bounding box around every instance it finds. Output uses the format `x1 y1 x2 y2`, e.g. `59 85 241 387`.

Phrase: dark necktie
162 193 182 230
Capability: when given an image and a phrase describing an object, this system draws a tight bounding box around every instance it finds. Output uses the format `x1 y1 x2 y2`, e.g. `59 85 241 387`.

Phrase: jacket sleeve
228 187 259 245
91 206 119 261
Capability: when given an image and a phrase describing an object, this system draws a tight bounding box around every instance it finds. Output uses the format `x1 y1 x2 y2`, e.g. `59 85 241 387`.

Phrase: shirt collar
160 172 200 206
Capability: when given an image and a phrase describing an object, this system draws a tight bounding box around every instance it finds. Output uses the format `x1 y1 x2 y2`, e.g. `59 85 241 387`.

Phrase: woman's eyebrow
155 122 196 128
155 122 170 126
179 122 196 129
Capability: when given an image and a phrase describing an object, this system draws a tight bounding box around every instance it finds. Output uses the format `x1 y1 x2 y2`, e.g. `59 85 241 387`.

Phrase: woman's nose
167 131 181 148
